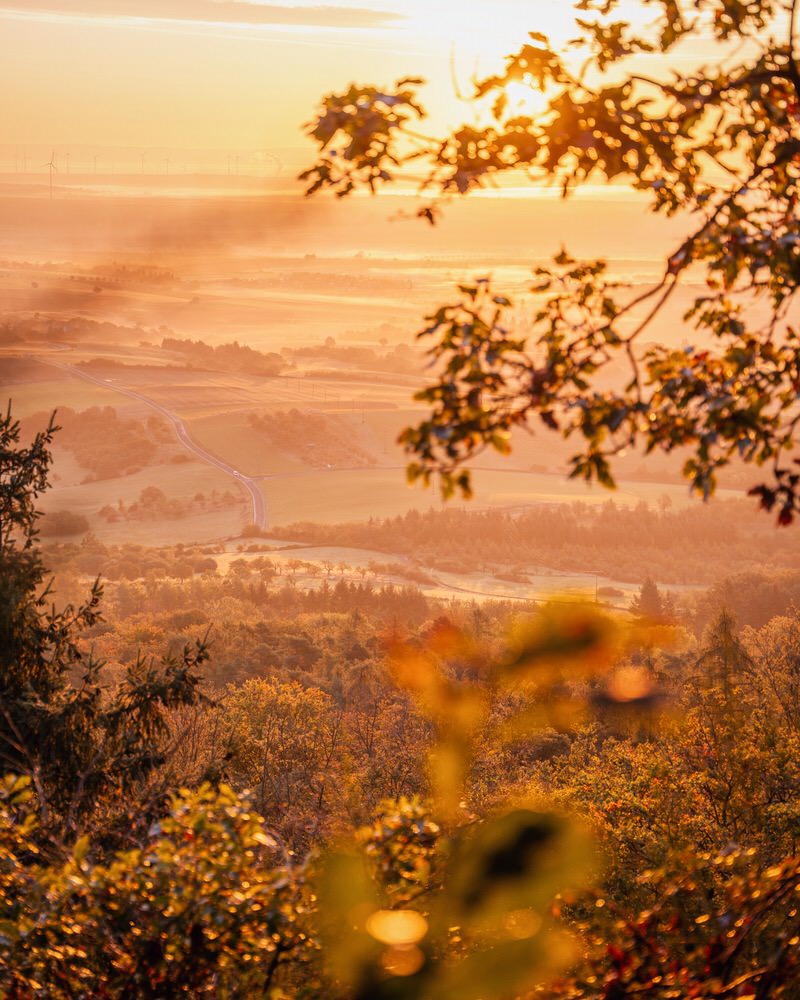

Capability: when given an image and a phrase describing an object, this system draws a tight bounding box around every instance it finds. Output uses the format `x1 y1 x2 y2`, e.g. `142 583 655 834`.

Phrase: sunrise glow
4 7 798 995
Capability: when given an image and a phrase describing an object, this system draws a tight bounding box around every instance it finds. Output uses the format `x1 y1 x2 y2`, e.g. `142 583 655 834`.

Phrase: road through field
30 355 267 530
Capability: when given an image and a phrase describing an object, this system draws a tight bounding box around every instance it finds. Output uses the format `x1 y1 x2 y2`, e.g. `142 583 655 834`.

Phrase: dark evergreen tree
628 577 665 619
696 608 753 701
0 407 207 837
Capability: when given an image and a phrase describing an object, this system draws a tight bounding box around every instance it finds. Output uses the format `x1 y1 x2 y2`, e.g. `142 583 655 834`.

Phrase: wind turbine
140 152 145 174
164 155 170 175
43 149 57 199
64 151 70 174
93 154 99 174
23 152 29 173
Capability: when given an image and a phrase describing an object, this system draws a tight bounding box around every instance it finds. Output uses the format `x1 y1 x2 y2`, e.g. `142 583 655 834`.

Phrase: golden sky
0 1 724 157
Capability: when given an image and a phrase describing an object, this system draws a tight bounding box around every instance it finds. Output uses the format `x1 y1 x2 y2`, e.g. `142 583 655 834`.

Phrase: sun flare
502 80 553 118
408 1 580 66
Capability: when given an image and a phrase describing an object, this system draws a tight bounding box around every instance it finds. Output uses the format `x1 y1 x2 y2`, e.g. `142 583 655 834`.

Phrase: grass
39 456 245 545
261 468 444 525
188 412 305 477
258 466 721 528
8 378 121 418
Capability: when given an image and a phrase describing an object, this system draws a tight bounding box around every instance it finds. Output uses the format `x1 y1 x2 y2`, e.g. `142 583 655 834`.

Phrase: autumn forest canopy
4 0 800 997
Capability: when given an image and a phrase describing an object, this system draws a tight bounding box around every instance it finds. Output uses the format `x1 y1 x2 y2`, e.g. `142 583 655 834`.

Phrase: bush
39 509 90 537
0 778 313 998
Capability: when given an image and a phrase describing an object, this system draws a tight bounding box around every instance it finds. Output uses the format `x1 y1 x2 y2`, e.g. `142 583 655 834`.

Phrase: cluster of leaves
303 0 800 522
320 806 590 1000
299 80 425 197
0 777 313 998
311 607 673 998
546 849 800 1000
556 849 800 998
401 266 800 517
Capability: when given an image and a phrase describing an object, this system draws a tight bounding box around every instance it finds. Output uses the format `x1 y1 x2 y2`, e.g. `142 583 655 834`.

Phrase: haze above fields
3 168 791 607
1 1 791 609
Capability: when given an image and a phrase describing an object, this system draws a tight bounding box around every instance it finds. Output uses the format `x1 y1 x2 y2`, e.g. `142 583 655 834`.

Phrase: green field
38 458 245 545
188 412 306 477
258 465 727 528
8 376 123 418
261 468 444 525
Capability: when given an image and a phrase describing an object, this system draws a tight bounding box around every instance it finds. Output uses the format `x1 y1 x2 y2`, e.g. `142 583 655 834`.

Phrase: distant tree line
161 337 284 376
271 501 800 587
23 407 172 481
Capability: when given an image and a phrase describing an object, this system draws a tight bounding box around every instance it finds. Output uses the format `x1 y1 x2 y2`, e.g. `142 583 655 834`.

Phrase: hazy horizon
1 0 787 556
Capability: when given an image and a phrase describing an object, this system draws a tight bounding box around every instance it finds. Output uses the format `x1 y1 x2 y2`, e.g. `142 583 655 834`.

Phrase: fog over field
1 166 792 605
0 2 796 607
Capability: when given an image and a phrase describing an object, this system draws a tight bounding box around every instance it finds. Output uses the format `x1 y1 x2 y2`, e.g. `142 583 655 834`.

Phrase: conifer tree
628 577 666 619
696 608 753 700
0 407 207 837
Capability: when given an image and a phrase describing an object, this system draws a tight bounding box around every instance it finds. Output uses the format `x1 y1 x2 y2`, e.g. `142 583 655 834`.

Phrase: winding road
31 355 267 530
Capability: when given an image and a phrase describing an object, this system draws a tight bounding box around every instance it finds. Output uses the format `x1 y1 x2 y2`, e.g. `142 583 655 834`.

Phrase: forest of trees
22 406 173 481
160 338 285 377
248 410 377 468
270 501 800 587
3 392 800 996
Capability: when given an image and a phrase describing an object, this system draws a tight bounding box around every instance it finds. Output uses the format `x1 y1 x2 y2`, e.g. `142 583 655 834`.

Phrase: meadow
0 175 771 590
